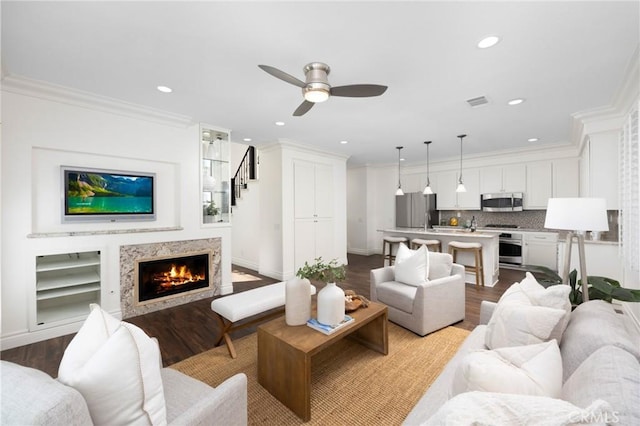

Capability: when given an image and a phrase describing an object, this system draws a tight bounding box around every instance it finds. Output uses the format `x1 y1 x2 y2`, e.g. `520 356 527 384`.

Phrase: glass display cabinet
201 124 230 225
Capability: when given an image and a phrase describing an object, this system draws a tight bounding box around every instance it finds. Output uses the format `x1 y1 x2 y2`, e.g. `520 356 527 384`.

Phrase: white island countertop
381 228 501 239
380 228 500 287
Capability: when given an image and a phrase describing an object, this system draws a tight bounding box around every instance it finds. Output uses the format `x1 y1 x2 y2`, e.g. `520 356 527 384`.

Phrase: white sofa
403 300 640 425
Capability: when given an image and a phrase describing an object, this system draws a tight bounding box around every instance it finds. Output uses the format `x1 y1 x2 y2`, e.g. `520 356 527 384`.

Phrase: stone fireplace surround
120 238 221 318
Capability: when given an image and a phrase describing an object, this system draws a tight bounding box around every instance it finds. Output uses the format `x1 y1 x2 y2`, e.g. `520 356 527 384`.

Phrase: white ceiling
2 1 638 166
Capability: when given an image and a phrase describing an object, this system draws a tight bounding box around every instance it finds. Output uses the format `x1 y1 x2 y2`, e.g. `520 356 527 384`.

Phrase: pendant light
423 141 434 195
456 134 467 193
395 146 404 196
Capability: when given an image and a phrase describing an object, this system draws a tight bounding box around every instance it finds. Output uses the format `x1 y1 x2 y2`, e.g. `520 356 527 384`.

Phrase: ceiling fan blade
293 100 314 116
258 65 306 88
330 84 388 97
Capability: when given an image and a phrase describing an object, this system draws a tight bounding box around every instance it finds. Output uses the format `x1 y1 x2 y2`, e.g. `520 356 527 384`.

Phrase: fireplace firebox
136 251 211 304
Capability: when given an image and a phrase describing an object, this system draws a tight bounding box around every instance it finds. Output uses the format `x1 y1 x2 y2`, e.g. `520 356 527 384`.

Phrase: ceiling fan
258 62 388 116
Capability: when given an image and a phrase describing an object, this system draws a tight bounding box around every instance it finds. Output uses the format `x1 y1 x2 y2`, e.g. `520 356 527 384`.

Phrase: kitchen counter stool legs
448 241 484 286
382 236 408 266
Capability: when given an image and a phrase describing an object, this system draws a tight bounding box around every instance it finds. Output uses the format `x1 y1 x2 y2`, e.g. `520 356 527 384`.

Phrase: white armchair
370 252 466 336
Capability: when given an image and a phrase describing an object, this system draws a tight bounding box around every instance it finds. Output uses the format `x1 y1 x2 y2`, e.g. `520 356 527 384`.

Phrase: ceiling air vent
466 96 489 108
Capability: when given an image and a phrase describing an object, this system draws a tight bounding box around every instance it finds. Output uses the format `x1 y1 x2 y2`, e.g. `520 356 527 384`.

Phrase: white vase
285 277 312 326
317 282 345 326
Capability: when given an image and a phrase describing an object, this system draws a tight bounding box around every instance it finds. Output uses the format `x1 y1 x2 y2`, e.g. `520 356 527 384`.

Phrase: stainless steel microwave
481 192 524 212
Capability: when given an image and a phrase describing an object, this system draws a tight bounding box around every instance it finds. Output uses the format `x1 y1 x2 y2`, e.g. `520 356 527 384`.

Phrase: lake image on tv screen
66 172 153 214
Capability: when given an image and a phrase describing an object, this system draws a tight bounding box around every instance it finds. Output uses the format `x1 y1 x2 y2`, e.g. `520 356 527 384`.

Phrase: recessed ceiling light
156 85 172 93
528 138 539 142
243 138 252 142
340 140 348 144
275 121 285 126
508 98 525 106
477 35 500 49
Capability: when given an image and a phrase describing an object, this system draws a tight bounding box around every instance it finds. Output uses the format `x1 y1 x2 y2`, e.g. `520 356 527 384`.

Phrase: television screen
61 166 156 222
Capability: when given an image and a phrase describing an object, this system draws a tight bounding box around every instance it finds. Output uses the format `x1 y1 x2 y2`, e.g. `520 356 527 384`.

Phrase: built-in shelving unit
201 124 231 225
35 251 101 328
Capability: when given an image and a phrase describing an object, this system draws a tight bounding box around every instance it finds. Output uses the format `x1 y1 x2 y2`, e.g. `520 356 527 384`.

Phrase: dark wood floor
1 254 524 378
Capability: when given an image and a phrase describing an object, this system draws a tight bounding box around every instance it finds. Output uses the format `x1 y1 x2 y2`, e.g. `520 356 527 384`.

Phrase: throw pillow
394 244 429 287
485 272 571 349
452 340 562 398
58 304 166 425
424 392 614 426
427 252 453 280
394 242 414 265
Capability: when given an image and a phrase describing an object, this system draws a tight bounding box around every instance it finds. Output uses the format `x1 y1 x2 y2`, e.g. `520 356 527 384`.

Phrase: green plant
528 265 640 305
204 201 219 216
296 257 346 283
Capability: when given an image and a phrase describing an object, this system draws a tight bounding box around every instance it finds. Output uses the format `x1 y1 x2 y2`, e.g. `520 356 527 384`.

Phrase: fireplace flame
153 263 206 288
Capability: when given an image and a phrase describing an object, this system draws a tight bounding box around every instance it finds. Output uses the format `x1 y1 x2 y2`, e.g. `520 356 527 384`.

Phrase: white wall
1 78 232 348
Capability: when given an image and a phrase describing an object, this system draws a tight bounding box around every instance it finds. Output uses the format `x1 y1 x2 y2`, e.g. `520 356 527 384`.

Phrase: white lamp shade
544 198 609 231
456 183 466 193
395 187 405 196
423 185 434 195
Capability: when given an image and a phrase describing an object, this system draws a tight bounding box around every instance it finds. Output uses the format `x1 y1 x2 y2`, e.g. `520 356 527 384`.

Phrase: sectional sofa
403 277 640 425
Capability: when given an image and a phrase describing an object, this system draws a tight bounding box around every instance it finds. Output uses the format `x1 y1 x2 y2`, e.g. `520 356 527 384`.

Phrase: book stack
306 315 354 335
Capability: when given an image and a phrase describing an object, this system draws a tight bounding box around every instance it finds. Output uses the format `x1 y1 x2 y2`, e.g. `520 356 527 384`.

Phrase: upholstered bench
211 282 316 358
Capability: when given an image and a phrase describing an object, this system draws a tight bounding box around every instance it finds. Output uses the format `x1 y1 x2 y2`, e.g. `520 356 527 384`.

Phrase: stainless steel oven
499 232 523 265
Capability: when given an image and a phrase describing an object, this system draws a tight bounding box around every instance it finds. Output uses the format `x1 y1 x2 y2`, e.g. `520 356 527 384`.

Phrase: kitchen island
381 228 500 287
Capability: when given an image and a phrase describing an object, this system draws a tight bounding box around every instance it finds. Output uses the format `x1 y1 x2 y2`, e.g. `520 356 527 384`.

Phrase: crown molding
258 138 350 162
1 74 194 128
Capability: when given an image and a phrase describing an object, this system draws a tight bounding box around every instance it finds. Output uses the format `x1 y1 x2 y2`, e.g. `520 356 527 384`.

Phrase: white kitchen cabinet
523 233 558 270
553 158 580 198
557 241 623 283
34 251 101 329
434 170 457 210
456 168 481 209
525 162 553 209
480 165 526 194
434 169 480 210
583 132 619 209
294 160 335 271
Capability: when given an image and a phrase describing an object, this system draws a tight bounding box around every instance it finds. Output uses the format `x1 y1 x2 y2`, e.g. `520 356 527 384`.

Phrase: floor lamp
544 198 609 302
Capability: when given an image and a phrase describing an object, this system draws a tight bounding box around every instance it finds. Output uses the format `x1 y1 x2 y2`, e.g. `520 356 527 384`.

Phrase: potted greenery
203 201 220 223
297 257 347 326
527 265 640 306
296 257 346 283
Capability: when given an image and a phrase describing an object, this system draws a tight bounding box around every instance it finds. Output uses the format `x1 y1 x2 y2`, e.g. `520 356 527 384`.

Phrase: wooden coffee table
257 301 388 421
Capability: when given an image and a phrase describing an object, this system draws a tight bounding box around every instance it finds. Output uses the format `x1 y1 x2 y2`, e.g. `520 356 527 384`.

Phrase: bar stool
448 241 484 286
410 238 442 252
382 236 409 266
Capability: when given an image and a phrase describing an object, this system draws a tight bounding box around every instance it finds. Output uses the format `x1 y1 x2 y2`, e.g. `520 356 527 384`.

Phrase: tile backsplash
437 210 619 241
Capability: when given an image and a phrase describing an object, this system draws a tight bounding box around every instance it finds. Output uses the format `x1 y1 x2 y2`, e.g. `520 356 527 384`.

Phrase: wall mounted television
61 166 156 223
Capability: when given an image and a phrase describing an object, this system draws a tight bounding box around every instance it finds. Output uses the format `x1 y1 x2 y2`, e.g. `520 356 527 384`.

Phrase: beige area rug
170 323 469 425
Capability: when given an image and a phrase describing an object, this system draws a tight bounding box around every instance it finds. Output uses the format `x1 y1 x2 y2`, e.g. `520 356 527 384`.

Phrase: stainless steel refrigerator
395 192 437 228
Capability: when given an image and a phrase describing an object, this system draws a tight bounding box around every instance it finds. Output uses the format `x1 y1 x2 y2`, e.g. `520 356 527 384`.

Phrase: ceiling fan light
304 89 329 103
303 85 330 103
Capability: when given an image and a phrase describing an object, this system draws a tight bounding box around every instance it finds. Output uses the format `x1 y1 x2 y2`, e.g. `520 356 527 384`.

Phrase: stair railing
231 146 256 207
